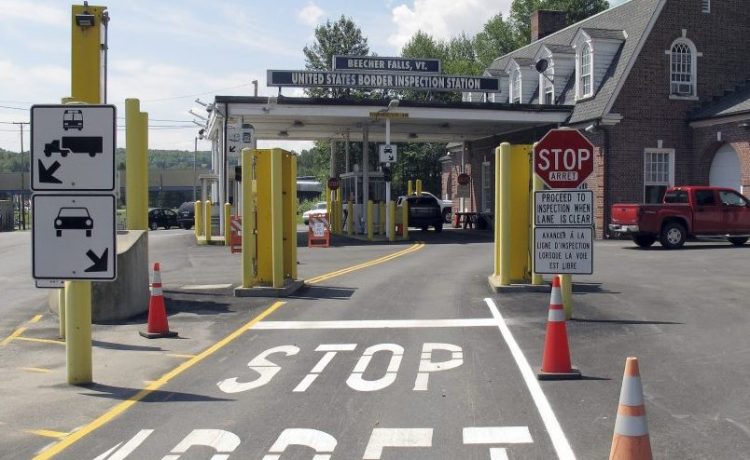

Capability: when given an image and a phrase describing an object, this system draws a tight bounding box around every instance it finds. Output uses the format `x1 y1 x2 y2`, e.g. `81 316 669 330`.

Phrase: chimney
531 10 568 42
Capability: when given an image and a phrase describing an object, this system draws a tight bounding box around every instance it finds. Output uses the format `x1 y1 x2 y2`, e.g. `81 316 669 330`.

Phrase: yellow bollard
388 201 396 241
241 149 256 288
367 200 374 240
270 149 284 288
194 200 203 237
204 201 212 243
58 288 66 340
560 274 573 319
490 143 512 287
531 162 544 285
224 203 231 246
416 179 423 196
379 201 386 235
125 99 148 231
402 200 409 240
407 180 413 196
65 280 92 384
347 200 354 236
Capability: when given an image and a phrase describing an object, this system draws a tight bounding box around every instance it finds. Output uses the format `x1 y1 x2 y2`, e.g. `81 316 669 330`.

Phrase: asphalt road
2 229 749 459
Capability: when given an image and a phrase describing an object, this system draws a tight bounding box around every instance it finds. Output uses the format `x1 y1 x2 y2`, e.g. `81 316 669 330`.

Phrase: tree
303 15 370 98
510 0 609 44
474 13 522 69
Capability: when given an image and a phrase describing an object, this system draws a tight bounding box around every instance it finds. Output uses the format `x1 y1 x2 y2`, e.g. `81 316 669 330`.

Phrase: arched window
579 43 592 98
511 69 522 103
670 40 696 96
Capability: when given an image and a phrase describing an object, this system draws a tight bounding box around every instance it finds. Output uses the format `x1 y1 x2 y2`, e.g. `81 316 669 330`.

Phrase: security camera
206 103 214 113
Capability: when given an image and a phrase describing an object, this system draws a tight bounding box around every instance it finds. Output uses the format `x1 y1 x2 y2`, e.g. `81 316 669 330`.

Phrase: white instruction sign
535 190 593 226
534 227 593 275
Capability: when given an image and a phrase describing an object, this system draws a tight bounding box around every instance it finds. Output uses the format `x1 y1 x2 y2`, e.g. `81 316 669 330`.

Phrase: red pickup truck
609 186 750 249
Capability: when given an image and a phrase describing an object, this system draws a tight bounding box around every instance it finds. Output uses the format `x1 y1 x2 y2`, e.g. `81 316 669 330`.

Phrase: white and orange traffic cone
139 263 178 339
609 357 652 460
537 275 581 380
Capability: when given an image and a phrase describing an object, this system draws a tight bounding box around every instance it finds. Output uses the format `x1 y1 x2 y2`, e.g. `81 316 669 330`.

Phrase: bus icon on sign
63 109 83 131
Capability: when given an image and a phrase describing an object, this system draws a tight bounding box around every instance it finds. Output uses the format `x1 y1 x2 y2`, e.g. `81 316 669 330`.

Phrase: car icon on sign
63 109 83 131
55 207 93 237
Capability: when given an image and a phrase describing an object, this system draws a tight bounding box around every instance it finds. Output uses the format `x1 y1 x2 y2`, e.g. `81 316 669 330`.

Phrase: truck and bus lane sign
31 104 115 191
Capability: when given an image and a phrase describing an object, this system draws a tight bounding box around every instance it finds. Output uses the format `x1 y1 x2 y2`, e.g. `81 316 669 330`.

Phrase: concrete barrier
49 230 149 323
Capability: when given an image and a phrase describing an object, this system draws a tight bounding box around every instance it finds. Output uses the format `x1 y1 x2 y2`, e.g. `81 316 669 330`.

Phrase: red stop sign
327 177 340 190
534 129 595 189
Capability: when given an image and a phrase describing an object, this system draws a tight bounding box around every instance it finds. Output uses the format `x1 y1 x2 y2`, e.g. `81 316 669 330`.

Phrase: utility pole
193 136 198 201
13 121 29 229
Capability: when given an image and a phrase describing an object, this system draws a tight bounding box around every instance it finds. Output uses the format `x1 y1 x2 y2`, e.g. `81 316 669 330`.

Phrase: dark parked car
403 195 443 232
148 208 179 230
177 202 195 229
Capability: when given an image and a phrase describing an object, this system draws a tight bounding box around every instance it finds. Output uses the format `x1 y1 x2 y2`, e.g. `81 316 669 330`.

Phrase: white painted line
363 428 433 459
180 284 234 290
253 318 500 330
490 448 510 460
93 429 153 460
463 426 533 444
484 298 576 460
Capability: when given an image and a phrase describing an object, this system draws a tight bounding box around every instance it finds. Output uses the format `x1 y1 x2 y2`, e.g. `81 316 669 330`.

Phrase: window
541 73 554 104
644 149 674 203
579 43 593 98
671 40 695 97
719 191 748 207
664 190 688 203
695 190 716 205
702 0 710 13
511 69 522 103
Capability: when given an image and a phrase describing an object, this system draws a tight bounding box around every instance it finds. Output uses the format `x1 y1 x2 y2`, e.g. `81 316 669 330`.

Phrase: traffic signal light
235 165 242 182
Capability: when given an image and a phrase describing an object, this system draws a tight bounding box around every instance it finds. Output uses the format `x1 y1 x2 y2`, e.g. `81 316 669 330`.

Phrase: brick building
451 0 750 237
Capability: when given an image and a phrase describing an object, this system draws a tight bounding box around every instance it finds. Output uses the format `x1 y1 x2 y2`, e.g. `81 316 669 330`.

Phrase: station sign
379 144 397 164
533 128 594 190
267 70 500 92
333 55 441 73
534 227 593 275
369 111 409 120
535 190 593 226
30 105 115 191
32 194 116 280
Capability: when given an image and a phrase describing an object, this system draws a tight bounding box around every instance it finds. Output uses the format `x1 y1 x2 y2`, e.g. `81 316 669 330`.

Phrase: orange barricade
230 215 242 254
308 213 330 248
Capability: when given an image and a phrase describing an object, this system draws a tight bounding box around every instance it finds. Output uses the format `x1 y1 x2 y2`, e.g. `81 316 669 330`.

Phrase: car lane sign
535 190 593 226
31 104 116 191
379 144 397 164
32 194 116 280
534 227 593 275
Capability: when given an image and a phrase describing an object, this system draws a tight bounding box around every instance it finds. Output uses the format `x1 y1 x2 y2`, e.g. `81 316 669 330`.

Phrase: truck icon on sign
63 109 83 130
43 137 103 158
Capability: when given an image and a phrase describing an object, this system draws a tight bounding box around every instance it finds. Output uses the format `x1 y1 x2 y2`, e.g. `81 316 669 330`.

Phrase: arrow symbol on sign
38 159 62 184
85 248 108 273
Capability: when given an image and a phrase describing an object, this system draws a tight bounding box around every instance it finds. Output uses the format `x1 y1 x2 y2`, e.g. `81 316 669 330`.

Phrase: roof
690 80 750 121
209 96 572 144
488 0 663 124
579 28 627 41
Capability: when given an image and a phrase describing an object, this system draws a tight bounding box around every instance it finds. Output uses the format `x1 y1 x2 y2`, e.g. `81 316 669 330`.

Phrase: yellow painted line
307 243 424 284
27 429 68 439
29 315 43 324
166 353 196 359
22 367 52 373
15 336 65 346
33 300 286 460
1 326 27 346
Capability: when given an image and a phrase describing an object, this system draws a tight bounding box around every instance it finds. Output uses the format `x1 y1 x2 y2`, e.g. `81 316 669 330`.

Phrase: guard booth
339 170 385 233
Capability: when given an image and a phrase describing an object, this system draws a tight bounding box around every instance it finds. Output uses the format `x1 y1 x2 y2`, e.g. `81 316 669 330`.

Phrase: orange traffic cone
139 263 178 339
537 275 581 380
609 357 652 460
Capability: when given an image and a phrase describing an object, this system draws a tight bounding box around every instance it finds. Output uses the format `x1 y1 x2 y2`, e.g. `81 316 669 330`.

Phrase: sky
0 0 628 153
